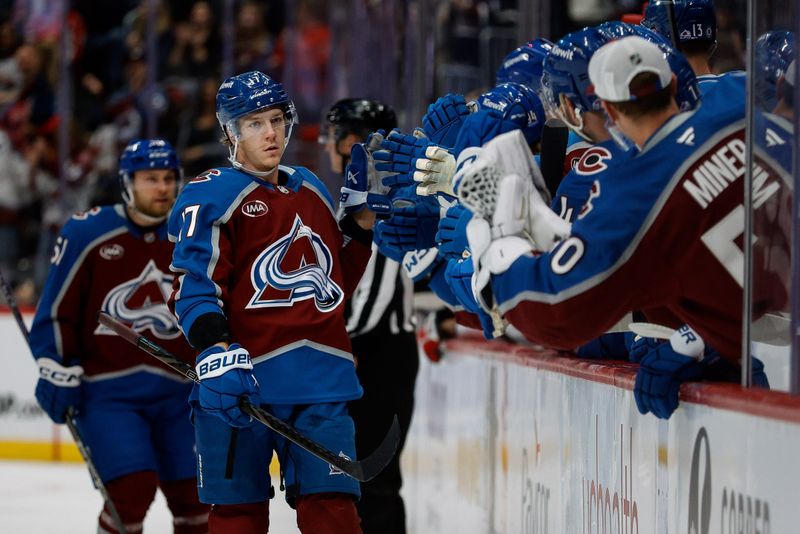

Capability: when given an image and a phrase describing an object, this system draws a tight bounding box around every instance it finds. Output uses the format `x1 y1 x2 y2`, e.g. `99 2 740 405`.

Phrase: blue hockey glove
340 143 393 217
444 258 496 339
194 343 260 427
627 335 662 363
35 357 83 424
376 193 440 252
576 332 635 360
751 356 770 388
373 130 432 190
436 203 472 259
634 325 707 419
422 93 473 148
373 220 407 262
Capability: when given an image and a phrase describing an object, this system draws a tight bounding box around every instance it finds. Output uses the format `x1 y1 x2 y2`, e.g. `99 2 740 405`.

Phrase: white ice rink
0 460 301 533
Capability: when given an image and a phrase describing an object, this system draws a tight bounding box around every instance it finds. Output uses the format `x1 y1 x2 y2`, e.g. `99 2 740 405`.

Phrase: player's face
235 108 287 173
132 169 178 218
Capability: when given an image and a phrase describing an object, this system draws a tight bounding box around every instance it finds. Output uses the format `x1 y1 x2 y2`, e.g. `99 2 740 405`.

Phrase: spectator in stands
235 1 277 75
165 0 220 80
178 77 228 177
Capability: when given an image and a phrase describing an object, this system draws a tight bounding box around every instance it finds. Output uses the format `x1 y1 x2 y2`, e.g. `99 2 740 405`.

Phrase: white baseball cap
588 36 672 102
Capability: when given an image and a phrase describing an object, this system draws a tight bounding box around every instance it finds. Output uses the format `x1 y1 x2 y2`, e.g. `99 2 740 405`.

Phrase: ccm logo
242 200 268 217
99 244 124 260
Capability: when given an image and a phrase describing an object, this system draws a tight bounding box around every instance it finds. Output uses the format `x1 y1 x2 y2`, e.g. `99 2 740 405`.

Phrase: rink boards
402 335 800 533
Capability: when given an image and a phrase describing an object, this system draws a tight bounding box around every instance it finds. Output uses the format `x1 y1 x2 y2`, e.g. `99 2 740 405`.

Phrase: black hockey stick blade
539 118 570 198
97 312 399 482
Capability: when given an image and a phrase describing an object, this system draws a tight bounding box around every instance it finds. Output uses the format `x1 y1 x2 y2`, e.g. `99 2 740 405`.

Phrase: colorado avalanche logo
247 215 343 312
575 146 613 176
94 259 181 339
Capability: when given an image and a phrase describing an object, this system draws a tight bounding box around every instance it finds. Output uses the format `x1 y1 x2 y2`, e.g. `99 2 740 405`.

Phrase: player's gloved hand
627 335 662 363
194 343 260 427
413 145 457 196
634 325 707 419
373 129 431 190
576 332 636 360
436 203 472 259
421 93 473 148
444 258 500 339
373 220 406 262
340 143 393 217
35 357 83 424
751 356 770 388
376 192 440 251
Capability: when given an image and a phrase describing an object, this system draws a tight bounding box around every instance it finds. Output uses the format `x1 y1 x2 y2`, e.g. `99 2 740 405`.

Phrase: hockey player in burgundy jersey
463 37 785 418
168 71 377 533
29 139 209 533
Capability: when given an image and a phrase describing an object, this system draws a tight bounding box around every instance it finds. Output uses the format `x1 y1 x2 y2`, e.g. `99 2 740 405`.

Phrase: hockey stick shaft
97 312 399 482
539 118 570 198
0 270 127 534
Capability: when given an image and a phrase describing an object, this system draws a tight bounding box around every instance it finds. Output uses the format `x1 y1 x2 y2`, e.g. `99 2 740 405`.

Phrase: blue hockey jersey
168 165 372 403
491 73 789 363
30 205 194 378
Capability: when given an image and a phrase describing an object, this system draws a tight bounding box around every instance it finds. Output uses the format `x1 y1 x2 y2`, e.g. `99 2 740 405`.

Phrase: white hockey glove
413 145 457 196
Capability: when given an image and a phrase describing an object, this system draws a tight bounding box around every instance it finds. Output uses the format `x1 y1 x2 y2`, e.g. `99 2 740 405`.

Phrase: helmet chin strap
558 106 593 143
229 140 275 177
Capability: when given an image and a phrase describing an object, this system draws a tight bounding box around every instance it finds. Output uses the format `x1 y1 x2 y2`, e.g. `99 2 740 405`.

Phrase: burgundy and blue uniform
491 73 789 364
168 164 372 504
30 204 197 484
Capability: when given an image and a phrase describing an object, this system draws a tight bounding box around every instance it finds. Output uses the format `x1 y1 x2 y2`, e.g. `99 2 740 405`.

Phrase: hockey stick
0 269 128 534
539 118 570 198
98 312 400 482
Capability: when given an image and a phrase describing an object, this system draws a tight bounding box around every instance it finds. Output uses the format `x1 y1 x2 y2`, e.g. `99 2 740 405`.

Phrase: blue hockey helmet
118 138 182 207
599 21 700 111
477 82 546 145
495 38 554 96
216 70 298 141
641 0 717 45
755 30 794 109
541 25 613 128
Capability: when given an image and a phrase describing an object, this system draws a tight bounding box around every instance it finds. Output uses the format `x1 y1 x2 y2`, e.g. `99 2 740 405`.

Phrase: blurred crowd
0 0 747 307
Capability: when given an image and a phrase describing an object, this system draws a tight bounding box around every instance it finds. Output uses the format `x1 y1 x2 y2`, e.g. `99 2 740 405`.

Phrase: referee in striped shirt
321 99 418 534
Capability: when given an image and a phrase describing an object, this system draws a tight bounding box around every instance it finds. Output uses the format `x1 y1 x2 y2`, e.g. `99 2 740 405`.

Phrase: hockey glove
576 332 636 360
375 192 440 252
436 203 472 259
373 130 432 190
627 335 662 363
634 325 707 419
751 356 770 388
35 357 83 424
444 258 500 339
373 221 406 262
421 93 473 148
413 145 457 196
340 143 393 217
194 343 260 427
